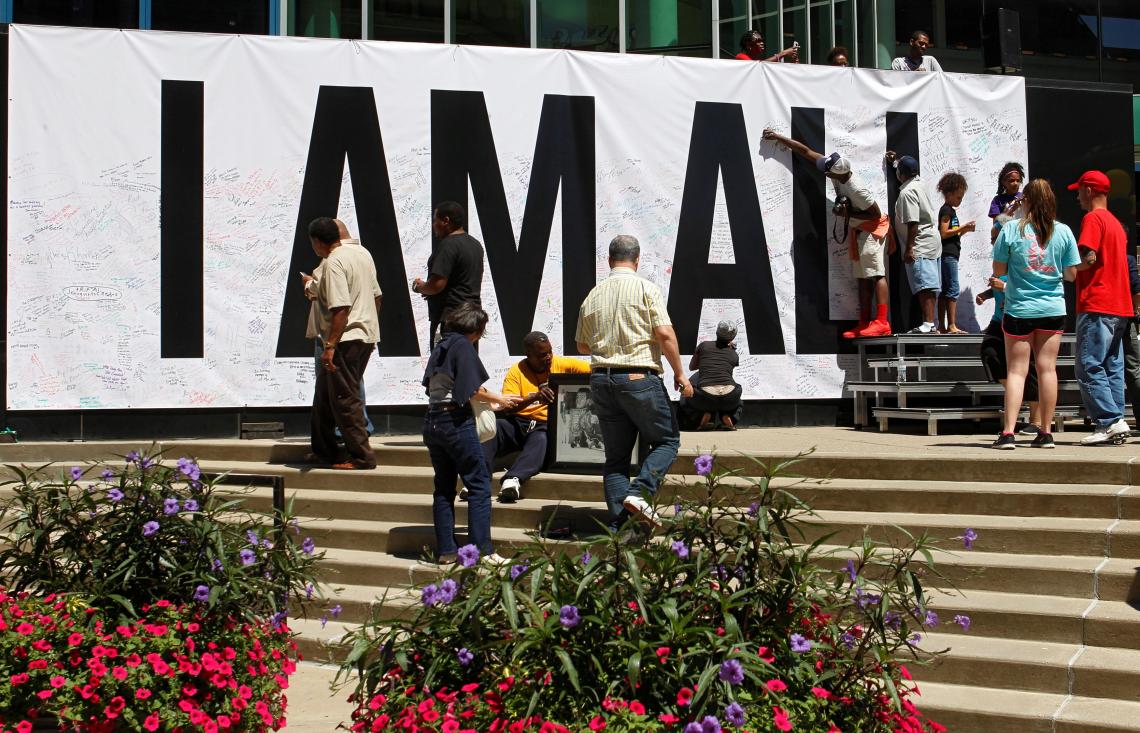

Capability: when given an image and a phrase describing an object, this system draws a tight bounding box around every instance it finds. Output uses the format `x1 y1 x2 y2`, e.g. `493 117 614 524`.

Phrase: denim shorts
905 256 941 294
940 254 960 300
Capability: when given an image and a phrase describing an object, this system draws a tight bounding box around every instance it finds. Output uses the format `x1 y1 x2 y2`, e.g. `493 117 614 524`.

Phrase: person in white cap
682 320 744 431
762 129 892 338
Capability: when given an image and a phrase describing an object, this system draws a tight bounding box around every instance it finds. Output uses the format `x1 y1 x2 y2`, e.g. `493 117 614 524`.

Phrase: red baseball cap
1067 170 1110 193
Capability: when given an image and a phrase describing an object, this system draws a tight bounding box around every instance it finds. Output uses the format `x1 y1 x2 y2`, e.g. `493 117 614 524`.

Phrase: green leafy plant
0 590 297 732
0 448 325 624
339 452 971 733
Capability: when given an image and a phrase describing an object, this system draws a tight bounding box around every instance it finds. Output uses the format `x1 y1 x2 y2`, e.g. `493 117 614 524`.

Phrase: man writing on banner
479 331 590 503
762 129 892 337
413 202 485 350
302 219 375 439
308 216 381 470
576 235 693 531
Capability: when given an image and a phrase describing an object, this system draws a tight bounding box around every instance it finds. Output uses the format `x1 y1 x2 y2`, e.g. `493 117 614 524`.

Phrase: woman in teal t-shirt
990 179 1080 449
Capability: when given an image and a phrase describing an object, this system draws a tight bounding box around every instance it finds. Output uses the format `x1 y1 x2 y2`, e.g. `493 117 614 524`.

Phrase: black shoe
1017 423 1041 436
1030 432 1055 449
991 432 1016 450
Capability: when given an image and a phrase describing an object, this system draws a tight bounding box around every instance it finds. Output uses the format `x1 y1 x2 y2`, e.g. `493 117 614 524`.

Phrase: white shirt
891 55 943 72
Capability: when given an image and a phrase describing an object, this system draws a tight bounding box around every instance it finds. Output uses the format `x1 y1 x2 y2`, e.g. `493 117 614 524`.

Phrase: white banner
6 25 1027 410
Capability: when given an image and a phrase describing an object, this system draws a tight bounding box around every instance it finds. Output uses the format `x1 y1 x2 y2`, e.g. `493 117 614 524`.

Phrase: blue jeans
589 371 680 525
1076 312 1129 427
940 254 960 300
315 340 374 435
423 407 494 557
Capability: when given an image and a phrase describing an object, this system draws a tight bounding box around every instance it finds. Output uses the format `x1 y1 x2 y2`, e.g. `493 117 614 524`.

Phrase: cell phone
792 41 800 50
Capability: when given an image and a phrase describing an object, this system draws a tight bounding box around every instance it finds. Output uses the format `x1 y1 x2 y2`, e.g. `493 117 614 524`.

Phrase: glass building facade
2 1 1134 88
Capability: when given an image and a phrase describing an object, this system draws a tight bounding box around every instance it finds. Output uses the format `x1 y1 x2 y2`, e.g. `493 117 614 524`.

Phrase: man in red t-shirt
1070 170 1133 444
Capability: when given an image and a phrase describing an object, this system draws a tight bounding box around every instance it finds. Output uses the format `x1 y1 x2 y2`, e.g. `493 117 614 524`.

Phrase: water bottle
898 360 907 384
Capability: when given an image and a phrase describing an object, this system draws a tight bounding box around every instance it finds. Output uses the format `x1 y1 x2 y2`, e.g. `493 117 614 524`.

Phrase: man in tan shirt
308 217 381 470
576 234 692 528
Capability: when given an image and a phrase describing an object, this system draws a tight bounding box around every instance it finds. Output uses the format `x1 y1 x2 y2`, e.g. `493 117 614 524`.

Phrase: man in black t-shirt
413 201 485 349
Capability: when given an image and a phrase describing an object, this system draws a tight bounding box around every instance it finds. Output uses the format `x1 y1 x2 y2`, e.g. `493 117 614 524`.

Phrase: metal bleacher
847 334 1082 435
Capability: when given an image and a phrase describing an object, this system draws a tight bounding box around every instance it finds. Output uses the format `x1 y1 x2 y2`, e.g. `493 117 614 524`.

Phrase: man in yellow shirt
479 331 590 502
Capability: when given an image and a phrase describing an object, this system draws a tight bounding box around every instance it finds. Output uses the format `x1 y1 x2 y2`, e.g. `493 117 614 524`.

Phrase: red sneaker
858 319 892 337
842 321 869 339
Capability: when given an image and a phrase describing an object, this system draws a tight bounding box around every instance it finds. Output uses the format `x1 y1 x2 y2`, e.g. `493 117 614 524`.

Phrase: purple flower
724 703 745 728
177 457 201 482
142 521 160 537
290 518 301 535
305 584 315 600
422 584 440 607
674 501 683 515
261 538 274 549
747 501 759 517
240 548 257 566
193 584 210 603
962 528 978 550
163 497 180 515
924 610 939 627
211 559 224 571
684 724 703 733
884 610 902 631
908 633 922 646
125 450 140 464
953 614 971 632
183 499 199 512
69 467 83 481
671 540 689 559
510 564 528 580
694 454 714 476
581 551 592 565
855 588 881 608
302 537 316 555
438 579 458 604
100 469 114 481
330 604 342 619
701 715 722 733
840 631 857 649
559 604 581 628
247 530 260 545
845 559 857 582
141 457 155 469
790 634 812 653
718 659 744 685
107 488 124 502
457 647 474 666
457 544 480 568
319 615 329 628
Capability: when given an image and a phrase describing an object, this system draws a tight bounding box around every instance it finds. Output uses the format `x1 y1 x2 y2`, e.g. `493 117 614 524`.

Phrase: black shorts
1002 314 1065 339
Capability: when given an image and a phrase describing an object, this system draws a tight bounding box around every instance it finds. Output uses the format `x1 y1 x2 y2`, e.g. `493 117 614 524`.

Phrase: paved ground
289 662 357 731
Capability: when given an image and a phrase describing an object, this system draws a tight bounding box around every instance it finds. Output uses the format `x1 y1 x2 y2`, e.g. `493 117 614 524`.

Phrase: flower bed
0 592 296 732
340 453 971 733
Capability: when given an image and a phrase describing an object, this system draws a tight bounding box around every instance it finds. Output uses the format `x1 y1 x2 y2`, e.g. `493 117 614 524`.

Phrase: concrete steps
4 437 1140 731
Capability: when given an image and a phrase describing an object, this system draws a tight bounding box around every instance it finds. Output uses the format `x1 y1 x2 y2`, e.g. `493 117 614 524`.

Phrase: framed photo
545 373 643 473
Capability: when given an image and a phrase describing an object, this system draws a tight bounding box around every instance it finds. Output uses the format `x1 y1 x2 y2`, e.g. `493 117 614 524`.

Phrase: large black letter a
668 102 784 354
275 86 418 358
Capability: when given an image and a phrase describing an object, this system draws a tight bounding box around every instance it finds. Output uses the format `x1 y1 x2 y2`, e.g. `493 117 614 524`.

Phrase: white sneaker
1107 419 1131 438
482 552 512 567
622 495 661 527
1080 425 1111 445
498 477 522 503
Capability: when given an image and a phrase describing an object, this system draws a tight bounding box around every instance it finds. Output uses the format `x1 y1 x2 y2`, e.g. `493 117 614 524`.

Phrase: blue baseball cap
895 155 920 178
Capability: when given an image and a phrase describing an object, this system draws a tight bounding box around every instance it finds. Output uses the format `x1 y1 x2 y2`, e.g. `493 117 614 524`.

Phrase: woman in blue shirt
990 179 1080 449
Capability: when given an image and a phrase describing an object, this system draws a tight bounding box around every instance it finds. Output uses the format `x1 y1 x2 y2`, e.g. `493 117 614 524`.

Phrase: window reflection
13 0 137 28
454 0 529 47
153 0 269 34
537 1 618 51
372 0 445 43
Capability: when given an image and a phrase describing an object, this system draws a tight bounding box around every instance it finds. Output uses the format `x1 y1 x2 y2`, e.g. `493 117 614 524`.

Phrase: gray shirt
895 176 942 260
891 55 943 72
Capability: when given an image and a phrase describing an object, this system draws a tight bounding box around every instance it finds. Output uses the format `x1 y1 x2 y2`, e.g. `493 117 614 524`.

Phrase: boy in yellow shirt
477 331 590 502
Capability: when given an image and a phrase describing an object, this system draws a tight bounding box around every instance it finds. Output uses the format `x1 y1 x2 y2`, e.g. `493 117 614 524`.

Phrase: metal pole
711 0 720 58
619 0 626 53
530 0 537 48
851 0 858 66
1096 0 1103 83
444 0 452 43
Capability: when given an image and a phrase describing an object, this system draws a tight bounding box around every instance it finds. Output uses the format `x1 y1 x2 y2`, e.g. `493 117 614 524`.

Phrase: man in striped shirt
575 235 693 528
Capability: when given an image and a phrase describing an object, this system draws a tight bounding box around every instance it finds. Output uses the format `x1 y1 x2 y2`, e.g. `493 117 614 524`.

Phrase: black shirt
693 341 739 387
429 232 484 321
939 203 961 259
